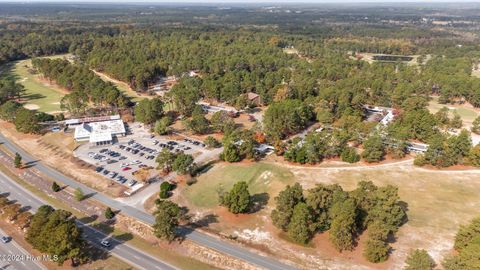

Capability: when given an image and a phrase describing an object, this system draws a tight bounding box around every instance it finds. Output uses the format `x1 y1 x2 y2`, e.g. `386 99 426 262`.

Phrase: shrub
52 182 61 192
159 182 174 199
74 187 85 201
413 154 427 166
405 249 435 270
204 136 221 148
105 207 115 219
341 147 360 163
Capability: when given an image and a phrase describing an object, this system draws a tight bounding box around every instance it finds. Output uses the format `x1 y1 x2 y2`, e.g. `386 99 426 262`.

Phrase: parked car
128 180 137 187
122 167 131 171
95 167 104 172
1 236 11 243
130 160 141 165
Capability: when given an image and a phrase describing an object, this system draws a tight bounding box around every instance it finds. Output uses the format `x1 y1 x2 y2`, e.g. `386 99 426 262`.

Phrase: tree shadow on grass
115 232 133 243
78 214 98 225
82 192 97 201
21 93 45 101
22 160 40 169
92 222 114 235
190 213 219 229
193 161 216 176
249 192 270 214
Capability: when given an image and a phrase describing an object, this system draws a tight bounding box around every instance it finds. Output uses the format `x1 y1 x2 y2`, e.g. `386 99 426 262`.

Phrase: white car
100 156 109 162
88 152 96 158
120 162 129 168
130 160 141 165
100 239 111 247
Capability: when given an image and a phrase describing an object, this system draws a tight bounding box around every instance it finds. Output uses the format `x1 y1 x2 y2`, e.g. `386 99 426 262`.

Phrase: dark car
1 236 11 243
95 167 104 172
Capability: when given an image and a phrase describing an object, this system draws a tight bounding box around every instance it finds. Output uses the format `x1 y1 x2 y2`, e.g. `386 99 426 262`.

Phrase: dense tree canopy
26 205 84 265
270 181 406 261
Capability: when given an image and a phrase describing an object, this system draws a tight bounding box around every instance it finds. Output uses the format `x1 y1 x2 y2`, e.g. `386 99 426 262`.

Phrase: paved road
0 227 45 270
0 170 177 270
0 133 296 270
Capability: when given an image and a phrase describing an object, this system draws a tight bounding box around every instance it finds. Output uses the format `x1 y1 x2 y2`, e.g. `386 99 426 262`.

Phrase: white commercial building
69 115 126 144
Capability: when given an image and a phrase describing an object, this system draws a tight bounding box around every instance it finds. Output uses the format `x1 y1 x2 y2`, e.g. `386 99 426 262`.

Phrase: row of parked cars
155 140 192 154
95 166 137 187
88 149 127 164
183 138 206 148
119 140 156 160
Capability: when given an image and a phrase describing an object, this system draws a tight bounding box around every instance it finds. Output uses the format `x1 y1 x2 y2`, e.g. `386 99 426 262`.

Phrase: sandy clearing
23 103 40 110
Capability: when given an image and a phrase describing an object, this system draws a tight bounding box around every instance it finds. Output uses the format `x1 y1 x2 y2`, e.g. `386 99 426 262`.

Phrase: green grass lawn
184 162 294 208
428 96 478 124
8 56 68 113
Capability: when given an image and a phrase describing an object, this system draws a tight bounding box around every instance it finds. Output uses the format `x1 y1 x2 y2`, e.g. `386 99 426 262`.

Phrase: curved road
0 170 177 270
0 133 296 270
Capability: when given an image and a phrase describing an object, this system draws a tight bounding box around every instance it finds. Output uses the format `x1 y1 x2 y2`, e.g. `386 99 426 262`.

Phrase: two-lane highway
0 170 177 270
0 132 297 270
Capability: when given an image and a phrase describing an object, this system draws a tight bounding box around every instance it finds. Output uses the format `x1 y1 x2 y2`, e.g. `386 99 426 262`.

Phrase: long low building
68 115 126 144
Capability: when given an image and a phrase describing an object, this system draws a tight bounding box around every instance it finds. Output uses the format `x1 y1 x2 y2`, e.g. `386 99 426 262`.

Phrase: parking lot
74 124 214 194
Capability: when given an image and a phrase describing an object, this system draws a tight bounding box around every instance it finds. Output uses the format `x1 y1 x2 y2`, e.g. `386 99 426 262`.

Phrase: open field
183 162 294 208
428 96 478 125
7 55 70 113
176 160 480 269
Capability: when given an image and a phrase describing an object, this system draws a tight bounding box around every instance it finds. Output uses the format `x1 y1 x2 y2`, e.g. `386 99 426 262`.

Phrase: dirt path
265 158 414 171
92 69 149 99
